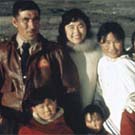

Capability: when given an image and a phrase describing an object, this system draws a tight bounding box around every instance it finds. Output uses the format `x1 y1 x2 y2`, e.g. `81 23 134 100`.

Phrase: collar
33 107 64 125
16 34 24 50
16 34 39 54
66 39 97 52
104 54 130 62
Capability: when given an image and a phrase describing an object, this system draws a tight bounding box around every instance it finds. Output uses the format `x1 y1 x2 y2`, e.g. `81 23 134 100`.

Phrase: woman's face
64 19 87 45
99 32 123 58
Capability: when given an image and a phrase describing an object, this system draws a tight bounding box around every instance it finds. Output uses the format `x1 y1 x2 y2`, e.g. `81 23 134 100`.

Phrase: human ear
12 17 18 28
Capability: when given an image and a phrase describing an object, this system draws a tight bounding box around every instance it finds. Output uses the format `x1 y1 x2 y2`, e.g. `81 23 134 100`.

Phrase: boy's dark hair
12 0 40 17
82 105 104 120
97 21 125 44
57 8 92 46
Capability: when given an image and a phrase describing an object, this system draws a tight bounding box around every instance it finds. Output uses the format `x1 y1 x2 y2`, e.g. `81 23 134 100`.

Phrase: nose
73 26 79 34
44 105 49 112
109 42 116 50
28 20 35 29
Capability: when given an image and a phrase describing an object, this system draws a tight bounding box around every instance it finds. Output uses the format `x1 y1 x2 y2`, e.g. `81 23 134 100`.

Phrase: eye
106 41 111 45
78 24 85 29
114 40 120 44
67 25 74 30
21 17 29 24
33 17 40 23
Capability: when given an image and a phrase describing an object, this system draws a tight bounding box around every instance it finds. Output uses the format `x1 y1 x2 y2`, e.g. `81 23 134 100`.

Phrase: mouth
28 31 36 35
27 30 37 35
73 35 81 39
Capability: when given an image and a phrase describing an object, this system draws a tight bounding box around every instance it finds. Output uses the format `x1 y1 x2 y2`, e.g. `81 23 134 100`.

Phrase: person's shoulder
119 55 135 66
0 40 13 60
0 40 11 51
0 34 16 46
88 39 102 55
47 41 62 50
98 56 107 67
119 55 133 63
39 35 62 52
45 41 63 56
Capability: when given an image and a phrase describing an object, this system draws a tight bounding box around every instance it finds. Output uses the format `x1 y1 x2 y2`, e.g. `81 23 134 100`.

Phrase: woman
57 8 109 134
97 21 135 135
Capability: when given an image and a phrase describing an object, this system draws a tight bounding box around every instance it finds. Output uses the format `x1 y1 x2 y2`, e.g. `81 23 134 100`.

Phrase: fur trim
67 39 98 52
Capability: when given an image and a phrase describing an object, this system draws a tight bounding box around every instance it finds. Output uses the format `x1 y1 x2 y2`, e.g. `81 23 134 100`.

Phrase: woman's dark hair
97 21 125 45
57 8 92 46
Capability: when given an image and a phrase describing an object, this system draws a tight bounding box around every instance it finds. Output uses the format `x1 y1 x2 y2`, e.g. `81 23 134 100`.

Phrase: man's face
12 10 40 42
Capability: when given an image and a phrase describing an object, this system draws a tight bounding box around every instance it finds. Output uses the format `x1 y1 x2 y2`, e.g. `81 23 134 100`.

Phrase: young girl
82 104 110 135
97 21 135 135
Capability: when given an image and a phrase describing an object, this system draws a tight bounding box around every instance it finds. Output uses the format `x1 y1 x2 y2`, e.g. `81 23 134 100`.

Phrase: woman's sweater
67 39 102 109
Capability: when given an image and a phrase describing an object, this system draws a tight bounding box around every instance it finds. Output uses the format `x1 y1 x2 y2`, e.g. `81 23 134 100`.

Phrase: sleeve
0 64 4 105
54 48 80 93
91 81 110 121
0 105 30 123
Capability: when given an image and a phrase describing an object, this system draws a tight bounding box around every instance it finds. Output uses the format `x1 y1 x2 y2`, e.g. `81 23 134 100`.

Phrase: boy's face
33 99 57 121
99 32 123 59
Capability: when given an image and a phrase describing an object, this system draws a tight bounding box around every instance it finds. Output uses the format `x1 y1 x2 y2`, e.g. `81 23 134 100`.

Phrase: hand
125 92 135 113
85 112 103 133
1 92 23 110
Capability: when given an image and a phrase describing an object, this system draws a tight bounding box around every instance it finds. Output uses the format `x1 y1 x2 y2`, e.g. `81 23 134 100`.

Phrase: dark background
0 0 135 49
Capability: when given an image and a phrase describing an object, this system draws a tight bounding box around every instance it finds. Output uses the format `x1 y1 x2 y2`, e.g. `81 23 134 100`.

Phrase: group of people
0 0 135 135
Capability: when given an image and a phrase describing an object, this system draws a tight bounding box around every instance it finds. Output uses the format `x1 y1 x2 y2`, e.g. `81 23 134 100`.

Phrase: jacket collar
10 34 48 55
66 39 97 52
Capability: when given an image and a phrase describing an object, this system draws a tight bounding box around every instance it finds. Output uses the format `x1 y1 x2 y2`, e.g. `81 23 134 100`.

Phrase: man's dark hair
12 0 40 17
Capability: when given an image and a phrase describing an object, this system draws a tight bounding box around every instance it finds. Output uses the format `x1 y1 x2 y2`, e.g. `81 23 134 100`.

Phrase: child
97 21 135 135
19 98 73 135
82 105 109 135
18 54 73 135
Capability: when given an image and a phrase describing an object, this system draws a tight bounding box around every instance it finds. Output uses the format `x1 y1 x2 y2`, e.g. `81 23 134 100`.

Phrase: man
0 0 79 134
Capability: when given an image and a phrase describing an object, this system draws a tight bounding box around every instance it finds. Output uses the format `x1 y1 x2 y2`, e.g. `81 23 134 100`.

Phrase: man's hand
85 112 103 133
